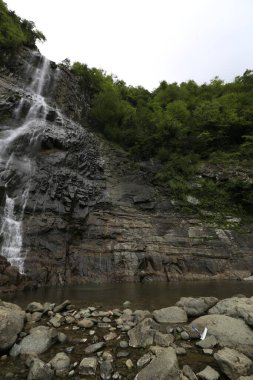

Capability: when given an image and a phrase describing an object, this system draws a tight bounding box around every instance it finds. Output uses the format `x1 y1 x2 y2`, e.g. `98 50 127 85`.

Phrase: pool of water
4 280 253 310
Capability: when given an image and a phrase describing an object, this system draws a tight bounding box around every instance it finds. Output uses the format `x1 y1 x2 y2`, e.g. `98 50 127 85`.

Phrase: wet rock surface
0 295 252 379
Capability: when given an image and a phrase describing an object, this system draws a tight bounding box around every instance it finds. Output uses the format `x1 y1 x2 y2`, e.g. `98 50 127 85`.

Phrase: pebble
119 340 128 348
125 359 134 369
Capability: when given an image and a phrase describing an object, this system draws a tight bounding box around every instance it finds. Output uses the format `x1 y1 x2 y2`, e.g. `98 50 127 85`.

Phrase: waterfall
0 53 52 274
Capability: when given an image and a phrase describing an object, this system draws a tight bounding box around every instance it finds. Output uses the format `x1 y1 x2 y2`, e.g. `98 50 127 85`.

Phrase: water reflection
4 280 253 310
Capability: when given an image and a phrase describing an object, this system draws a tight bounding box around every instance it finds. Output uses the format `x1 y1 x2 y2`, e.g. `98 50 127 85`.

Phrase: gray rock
203 349 213 355
133 310 151 324
58 332 67 343
214 347 253 380
154 331 174 347
123 301 131 308
153 306 188 324
117 351 129 358
0 301 25 351
183 364 197 380
49 352 71 372
84 341 105 354
79 357 98 376
128 318 159 348
77 318 94 328
53 300 71 313
181 331 189 340
137 353 152 368
10 325 58 356
119 340 128 348
27 358 54 380
126 359 134 369
134 347 180 380
239 377 253 380
104 332 117 341
175 346 186 355
208 297 253 327
197 366 220 380
190 314 253 358
100 360 113 379
26 302 44 313
196 335 218 349
49 313 65 328
176 297 218 317
31 312 43 322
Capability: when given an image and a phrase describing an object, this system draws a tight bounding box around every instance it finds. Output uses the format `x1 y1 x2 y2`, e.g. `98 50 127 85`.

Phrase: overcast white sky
5 0 253 90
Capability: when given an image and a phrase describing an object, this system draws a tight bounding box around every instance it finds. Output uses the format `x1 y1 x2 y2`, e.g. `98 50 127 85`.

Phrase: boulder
128 318 159 348
176 297 218 317
190 314 253 358
10 326 58 356
153 306 187 323
208 297 253 327
134 347 180 380
27 358 54 380
0 300 25 351
214 347 253 380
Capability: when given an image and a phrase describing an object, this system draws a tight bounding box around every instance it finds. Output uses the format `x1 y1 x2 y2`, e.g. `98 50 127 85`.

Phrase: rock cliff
0 48 253 292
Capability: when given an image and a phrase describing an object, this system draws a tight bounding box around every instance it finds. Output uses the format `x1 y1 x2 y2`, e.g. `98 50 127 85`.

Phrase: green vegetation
0 0 45 51
72 63 253 227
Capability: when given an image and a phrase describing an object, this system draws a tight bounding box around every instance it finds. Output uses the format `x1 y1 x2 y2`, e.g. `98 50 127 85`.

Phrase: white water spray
0 54 52 273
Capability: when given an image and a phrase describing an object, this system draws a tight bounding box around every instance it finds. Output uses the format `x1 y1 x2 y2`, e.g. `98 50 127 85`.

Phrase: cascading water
0 52 54 274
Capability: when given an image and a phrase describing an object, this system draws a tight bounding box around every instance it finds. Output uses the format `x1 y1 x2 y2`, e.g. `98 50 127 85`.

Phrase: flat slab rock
190 314 253 359
153 306 188 323
197 365 220 380
134 347 180 380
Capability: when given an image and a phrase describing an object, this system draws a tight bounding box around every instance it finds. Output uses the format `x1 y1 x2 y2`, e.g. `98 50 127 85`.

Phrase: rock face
0 300 25 351
1 47 253 289
190 314 253 358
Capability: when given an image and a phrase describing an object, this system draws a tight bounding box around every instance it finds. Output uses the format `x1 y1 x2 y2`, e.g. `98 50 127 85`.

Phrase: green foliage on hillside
0 0 45 50
72 62 253 227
